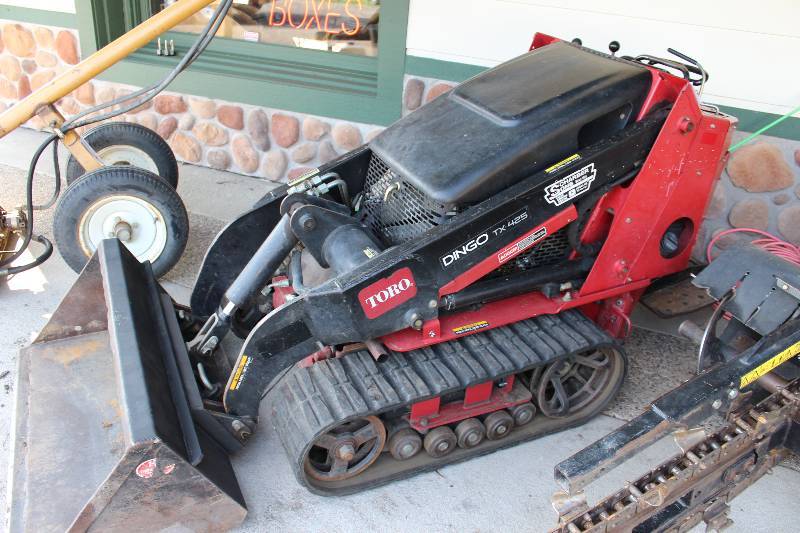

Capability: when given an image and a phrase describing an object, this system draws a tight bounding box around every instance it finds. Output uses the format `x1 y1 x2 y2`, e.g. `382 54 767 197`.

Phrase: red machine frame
292 33 736 433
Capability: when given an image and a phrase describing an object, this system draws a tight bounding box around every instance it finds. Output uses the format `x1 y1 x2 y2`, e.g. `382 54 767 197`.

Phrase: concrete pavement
1 129 798 532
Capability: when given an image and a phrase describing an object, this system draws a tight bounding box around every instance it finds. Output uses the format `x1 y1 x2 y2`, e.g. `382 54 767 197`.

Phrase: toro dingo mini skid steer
11 32 736 530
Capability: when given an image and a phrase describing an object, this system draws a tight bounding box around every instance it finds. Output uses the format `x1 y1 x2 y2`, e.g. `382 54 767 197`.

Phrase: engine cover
370 41 652 205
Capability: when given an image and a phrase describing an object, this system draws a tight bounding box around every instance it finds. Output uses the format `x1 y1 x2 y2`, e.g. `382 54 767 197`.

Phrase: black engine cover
370 41 652 205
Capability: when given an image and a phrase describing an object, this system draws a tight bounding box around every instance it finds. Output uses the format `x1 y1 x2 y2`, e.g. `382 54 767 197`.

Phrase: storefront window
162 0 380 56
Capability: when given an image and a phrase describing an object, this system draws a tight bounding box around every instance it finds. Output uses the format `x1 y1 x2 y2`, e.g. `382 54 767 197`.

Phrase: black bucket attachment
9 239 246 532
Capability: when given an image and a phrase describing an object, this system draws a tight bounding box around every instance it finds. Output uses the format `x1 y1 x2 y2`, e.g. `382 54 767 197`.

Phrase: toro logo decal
359 267 417 319
544 163 597 206
136 459 157 479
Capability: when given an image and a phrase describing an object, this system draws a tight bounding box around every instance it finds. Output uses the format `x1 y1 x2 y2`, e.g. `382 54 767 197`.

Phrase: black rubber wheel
388 428 422 461
509 403 537 426
423 426 457 458
66 122 179 188
454 418 485 449
54 166 188 277
484 410 514 440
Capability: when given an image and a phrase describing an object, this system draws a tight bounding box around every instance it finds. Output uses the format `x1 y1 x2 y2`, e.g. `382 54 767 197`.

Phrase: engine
357 40 652 280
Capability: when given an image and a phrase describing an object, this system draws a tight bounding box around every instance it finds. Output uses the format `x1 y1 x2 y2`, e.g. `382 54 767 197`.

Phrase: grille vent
359 153 572 270
495 227 572 276
360 153 448 245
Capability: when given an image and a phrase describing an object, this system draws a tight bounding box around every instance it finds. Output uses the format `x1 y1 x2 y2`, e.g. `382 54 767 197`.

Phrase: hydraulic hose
0 133 58 269
31 139 61 211
62 0 234 131
0 235 52 277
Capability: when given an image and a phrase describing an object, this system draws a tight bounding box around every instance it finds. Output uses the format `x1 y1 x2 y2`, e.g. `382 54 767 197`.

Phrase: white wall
407 0 800 115
0 1 75 13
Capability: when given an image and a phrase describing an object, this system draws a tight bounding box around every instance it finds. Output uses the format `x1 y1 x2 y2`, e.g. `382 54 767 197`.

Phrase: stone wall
0 23 80 109
1 20 799 257
694 134 800 259
402 75 455 116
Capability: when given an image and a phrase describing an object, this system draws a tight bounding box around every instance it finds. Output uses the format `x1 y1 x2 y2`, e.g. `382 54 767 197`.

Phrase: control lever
668 47 709 87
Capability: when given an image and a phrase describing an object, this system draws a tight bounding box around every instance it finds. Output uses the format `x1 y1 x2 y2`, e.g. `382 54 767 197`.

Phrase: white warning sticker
544 163 597 206
497 227 548 263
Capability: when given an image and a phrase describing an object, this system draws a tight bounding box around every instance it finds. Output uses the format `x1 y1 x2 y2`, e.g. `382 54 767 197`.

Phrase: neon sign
269 0 366 37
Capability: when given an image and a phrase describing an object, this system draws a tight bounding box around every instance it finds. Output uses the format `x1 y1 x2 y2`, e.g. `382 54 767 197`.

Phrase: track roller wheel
484 410 514 440
535 347 624 419
454 418 485 449
423 426 457 458
304 416 386 482
509 403 537 426
388 428 422 461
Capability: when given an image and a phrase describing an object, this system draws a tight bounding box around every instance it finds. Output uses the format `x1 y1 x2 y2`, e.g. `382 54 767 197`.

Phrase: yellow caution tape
740 340 800 389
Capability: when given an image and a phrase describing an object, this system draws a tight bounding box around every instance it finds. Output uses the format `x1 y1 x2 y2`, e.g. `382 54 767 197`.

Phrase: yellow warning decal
545 153 581 174
740 340 800 389
287 168 319 186
229 355 250 391
453 321 489 335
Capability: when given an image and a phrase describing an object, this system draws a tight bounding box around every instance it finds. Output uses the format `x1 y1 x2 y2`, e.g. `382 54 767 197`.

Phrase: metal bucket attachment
9 239 246 532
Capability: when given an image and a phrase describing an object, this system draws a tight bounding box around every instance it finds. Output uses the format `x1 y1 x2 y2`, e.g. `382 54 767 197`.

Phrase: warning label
544 163 597 206
453 321 489 335
229 355 251 391
497 227 548 263
545 153 581 174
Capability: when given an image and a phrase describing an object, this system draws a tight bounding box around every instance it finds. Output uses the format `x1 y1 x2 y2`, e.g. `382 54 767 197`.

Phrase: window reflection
163 0 380 56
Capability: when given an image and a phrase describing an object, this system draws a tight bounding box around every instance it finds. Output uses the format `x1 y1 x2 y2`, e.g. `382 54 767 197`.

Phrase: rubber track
270 309 621 495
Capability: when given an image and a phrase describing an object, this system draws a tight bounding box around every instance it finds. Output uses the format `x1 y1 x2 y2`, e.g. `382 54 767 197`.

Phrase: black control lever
667 47 709 84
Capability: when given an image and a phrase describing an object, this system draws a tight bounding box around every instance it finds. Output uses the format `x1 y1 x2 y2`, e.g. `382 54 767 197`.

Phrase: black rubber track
54 166 188 277
65 122 179 188
269 309 627 495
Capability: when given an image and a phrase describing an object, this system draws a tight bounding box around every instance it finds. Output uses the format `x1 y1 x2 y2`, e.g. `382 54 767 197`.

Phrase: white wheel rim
96 145 159 174
78 195 168 263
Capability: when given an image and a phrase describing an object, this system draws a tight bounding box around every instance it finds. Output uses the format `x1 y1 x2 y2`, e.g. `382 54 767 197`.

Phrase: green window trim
4 3 796 139
716 105 800 143
0 6 78 28
404 56 486 83
75 0 409 126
